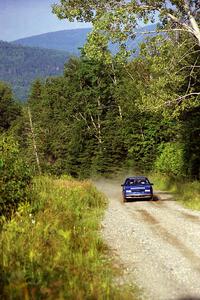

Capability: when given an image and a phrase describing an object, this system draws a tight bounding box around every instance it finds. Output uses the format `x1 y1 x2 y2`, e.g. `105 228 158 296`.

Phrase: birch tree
53 0 200 59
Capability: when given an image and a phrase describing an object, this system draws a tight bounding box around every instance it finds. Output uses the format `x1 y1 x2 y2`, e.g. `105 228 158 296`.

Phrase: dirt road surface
95 179 200 300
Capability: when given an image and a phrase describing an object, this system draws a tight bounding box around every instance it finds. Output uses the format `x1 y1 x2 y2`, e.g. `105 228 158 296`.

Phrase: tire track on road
95 180 200 299
131 208 200 273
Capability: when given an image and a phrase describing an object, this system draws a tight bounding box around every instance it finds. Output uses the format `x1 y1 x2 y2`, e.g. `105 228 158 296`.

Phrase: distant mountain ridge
0 41 69 100
12 24 157 54
12 28 92 55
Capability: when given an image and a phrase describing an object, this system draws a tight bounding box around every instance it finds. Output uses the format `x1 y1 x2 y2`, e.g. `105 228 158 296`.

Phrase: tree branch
165 92 200 106
185 57 199 95
137 28 189 35
167 13 194 34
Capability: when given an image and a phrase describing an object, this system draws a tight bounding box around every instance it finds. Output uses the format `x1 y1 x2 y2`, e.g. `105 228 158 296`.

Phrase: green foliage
179 181 200 210
0 135 32 216
155 143 186 176
0 177 135 299
24 57 127 177
0 81 21 133
134 36 200 115
181 108 200 179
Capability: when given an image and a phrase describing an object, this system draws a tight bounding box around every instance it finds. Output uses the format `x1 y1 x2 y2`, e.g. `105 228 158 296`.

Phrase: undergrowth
149 173 200 210
0 176 136 299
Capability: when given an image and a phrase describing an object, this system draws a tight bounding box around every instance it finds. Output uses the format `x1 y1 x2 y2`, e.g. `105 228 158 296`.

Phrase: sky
0 0 91 41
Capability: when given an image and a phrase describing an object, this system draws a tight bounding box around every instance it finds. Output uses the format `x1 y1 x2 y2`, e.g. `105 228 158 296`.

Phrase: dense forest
26 37 200 179
1 35 199 181
0 41 69 100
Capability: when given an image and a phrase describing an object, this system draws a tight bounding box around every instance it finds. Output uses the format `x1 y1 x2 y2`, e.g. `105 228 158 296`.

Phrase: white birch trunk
28 107 41 174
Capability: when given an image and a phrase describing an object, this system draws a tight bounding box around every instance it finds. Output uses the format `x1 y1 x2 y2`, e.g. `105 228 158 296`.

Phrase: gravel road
95 179 200 300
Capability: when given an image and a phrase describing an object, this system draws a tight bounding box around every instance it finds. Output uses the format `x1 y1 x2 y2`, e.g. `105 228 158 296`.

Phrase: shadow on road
124 194 174 203
177 297 200 300
153 192 175 202
125 198 157 203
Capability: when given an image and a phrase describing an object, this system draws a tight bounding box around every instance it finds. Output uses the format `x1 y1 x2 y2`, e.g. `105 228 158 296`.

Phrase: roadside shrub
0 134 32 217
155 142 186 176
149 172 200 209
0 177 135 299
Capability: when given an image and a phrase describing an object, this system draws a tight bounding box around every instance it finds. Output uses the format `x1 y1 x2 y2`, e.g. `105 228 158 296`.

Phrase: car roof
125 176 148 180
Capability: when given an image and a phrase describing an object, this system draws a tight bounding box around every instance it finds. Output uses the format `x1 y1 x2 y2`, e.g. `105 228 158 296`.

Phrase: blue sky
0 0 91 41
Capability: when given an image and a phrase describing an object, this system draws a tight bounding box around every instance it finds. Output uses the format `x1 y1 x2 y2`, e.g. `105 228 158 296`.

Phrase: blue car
121 176 153 202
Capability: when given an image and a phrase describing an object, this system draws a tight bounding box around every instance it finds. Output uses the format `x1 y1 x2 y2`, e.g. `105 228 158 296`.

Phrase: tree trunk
97 97 102 144
27 107 41 174
111 62 123 120
188 13 200 46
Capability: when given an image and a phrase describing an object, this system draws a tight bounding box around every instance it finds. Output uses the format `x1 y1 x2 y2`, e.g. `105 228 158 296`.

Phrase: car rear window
125 179 149 185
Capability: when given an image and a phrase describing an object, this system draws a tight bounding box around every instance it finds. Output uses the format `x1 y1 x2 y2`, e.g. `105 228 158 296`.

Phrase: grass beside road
0 176 135 299
149 173 200 210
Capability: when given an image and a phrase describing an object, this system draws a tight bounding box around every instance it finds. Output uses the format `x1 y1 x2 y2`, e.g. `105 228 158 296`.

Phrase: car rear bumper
124 194 153 199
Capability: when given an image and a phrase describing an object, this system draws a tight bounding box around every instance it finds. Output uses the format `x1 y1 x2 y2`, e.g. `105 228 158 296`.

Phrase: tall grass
149 173 200 210
0 176 135 299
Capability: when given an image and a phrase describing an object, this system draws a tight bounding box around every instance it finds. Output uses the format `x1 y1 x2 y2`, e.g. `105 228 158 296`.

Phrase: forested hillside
0 41 69 100
4 25 157 101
